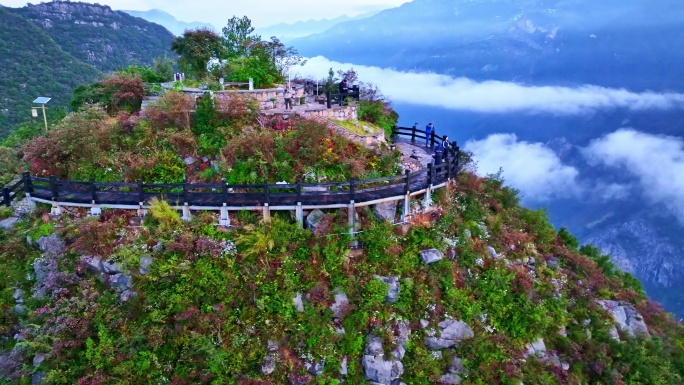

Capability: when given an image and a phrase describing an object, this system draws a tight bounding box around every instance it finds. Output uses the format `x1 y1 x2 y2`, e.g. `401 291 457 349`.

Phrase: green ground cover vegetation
0 171 682 384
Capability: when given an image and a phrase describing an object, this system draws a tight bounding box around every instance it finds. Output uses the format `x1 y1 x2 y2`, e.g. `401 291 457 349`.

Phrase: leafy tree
70 73 144 113
264 36 307 81
171 28 225 78
322 68 339 94
558 227 579 250
70 83 110 112
0 147 22 185
226 48 278 88
99 74 145 113
119 65 164 83
337 68 358 85
152 55 175 82
221 16 260 59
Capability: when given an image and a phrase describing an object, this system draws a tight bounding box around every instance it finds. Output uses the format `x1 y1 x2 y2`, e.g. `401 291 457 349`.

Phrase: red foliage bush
144 91 195 130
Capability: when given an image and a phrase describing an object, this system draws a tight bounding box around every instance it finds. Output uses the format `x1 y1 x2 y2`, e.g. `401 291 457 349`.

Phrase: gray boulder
373 201 397 222
31 371 45 385
330 290 349 318
101 261 123 275
305 360 324 376
80 256 103 274
32 257 50 284
33 354 46 367
0 217 20 230
420 249 444 265
293 293 305 312
425 319 474 350
441 374 462 385
361 335 404 385
524 337 547 358
546 256 560 270
112 274 132 292
306 209 328 233
374 276 400 303
597 300 650 338
36 234 65 255
139 255 153 275
487 246 500 259
184 156 196 165
340 356 348 376
262 354 276 375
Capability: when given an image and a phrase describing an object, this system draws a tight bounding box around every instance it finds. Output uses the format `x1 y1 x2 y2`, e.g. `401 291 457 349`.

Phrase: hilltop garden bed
21 91 401 186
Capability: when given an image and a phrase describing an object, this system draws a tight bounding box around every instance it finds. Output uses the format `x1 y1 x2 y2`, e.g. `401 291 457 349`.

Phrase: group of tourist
425 123 456 164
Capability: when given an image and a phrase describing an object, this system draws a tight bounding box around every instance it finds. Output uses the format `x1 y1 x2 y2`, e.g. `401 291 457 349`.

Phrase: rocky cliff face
586 216 684 318
14 1 175 72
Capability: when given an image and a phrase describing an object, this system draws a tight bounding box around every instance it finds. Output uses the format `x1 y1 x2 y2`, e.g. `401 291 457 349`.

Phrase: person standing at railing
284 85 294 110
441 135 450 152
425 123 434 147
339 79 348 95
433 142 443 165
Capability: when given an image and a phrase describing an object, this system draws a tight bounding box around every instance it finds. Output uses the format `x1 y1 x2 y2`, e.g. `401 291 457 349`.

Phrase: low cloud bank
583 129 684 223
298 56 684 114
464 134 581 201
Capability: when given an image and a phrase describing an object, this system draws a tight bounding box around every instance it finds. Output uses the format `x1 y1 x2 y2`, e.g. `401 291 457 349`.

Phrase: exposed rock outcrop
597 300 650 338
420 249 444 265
374 276 400 303
424 319 474 350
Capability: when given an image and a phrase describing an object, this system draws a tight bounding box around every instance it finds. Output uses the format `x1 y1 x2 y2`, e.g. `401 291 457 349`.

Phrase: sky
0 0 410 27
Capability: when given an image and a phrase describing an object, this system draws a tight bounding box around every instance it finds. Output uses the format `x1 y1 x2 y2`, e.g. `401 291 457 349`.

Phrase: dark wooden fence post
50 176 58 200
429 161 435 186
263 179 270 205
404 169 411 194
411 123 417 143
326 91 332 109
2 188 9 207
23 172 33 194
137 179 144 203
350 178 356 202
90 178 97 203
222 178 228 204
446 156 452 181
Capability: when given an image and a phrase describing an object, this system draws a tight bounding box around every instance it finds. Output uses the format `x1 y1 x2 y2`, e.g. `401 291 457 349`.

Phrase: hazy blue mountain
122 8 217 36
293 0 684 90
255 11 379 41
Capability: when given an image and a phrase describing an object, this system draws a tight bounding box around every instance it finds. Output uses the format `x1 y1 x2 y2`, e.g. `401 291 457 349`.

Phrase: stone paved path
391 137 434 172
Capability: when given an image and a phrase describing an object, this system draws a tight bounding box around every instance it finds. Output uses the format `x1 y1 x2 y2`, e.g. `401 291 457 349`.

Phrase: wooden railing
1 178 25 208
2 126 460 212
325 85 361 108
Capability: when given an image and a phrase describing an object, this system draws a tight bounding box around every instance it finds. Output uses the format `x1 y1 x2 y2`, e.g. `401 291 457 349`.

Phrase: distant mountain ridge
122 8 216 36
13 1 175 72
292 0 684 90
0 5 100 138
255 11 379 41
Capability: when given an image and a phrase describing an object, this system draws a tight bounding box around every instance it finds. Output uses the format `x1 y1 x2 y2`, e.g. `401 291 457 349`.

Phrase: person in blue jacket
425 123 434 147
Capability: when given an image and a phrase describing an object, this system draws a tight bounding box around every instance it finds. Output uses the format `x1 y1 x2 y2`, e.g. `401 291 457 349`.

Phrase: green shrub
147 197 181 232
361 278 388 308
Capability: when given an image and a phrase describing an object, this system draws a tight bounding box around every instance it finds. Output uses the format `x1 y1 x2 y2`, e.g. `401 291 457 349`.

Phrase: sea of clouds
298 57 684 221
